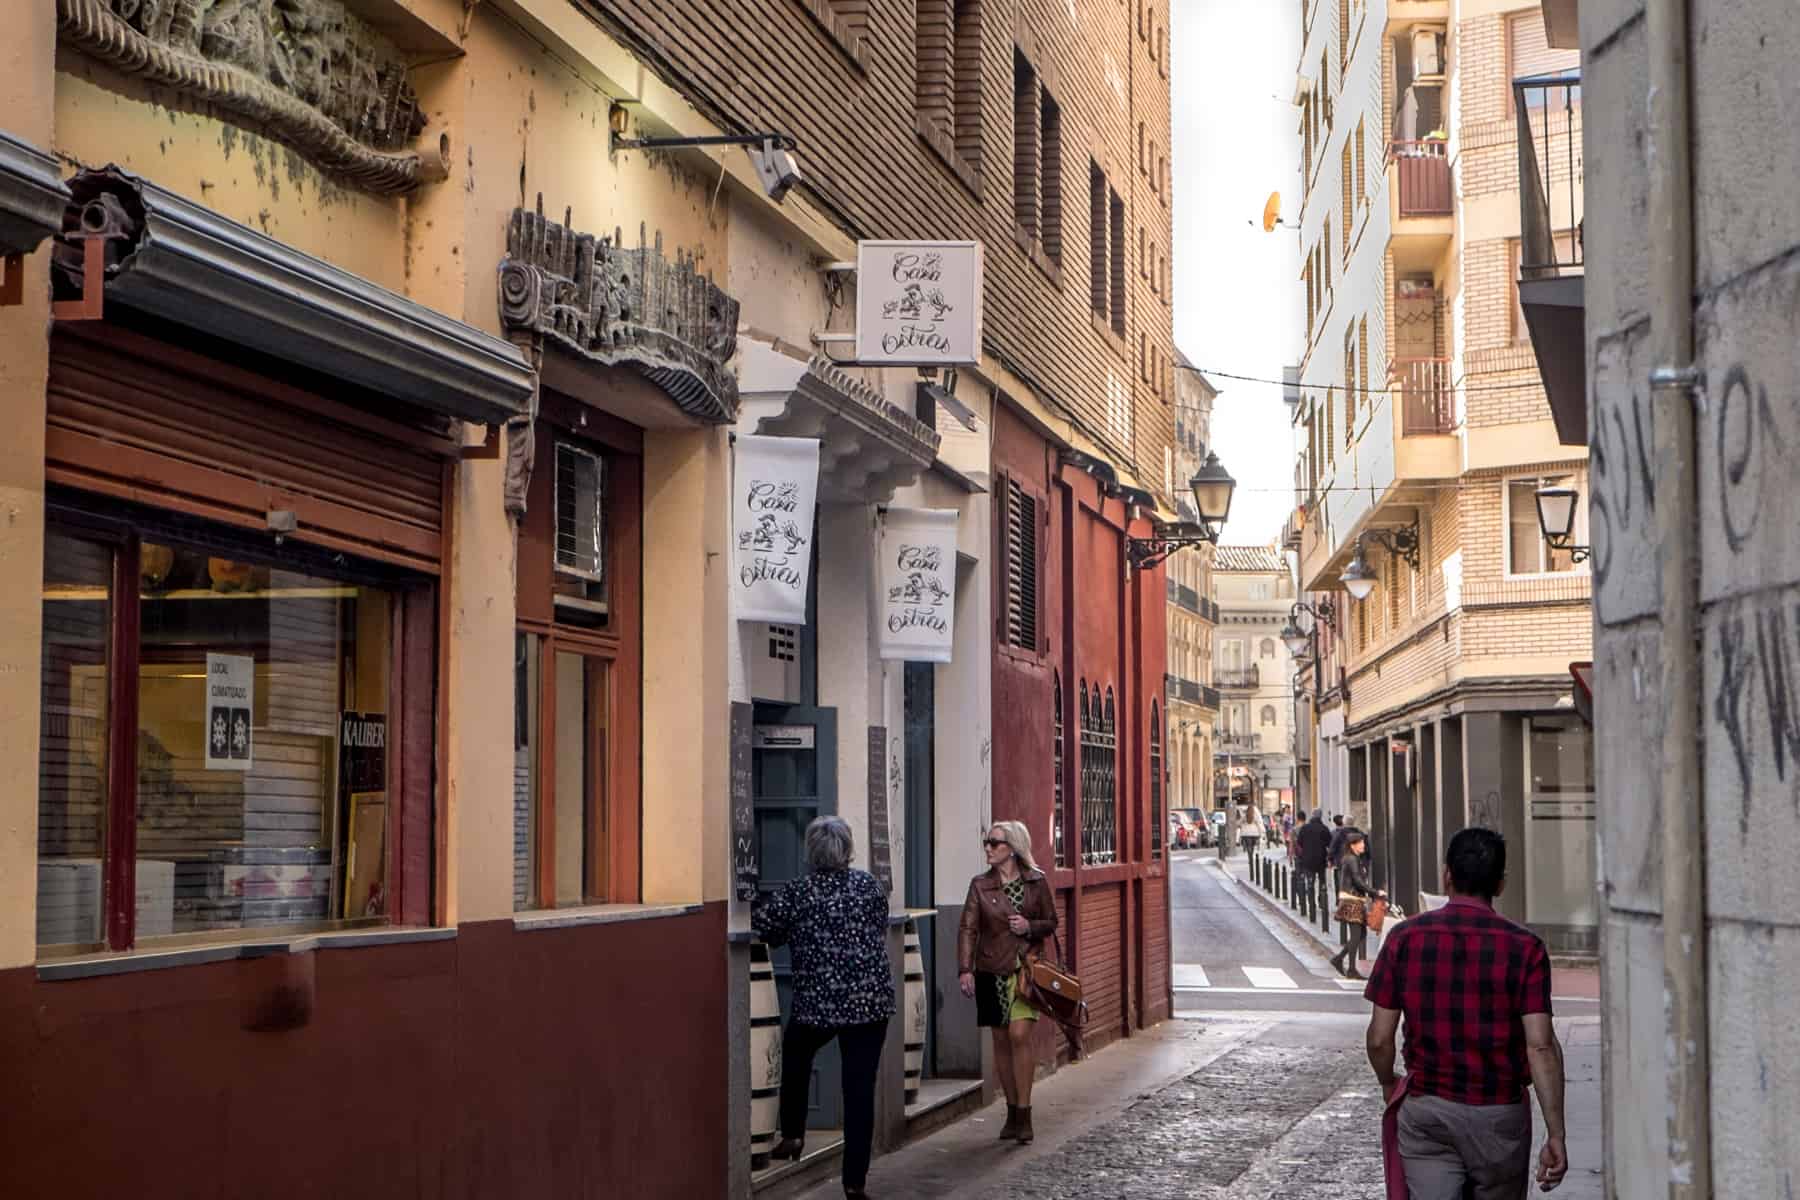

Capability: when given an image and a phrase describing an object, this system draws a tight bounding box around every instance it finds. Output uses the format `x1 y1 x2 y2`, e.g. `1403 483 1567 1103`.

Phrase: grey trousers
1397 1093 1533 1200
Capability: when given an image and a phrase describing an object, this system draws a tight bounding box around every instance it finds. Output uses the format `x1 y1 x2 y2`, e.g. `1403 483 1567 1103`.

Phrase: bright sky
1172 1 1303 546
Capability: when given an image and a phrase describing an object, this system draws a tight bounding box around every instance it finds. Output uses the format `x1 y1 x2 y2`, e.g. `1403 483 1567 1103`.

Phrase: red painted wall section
0 906 730 1199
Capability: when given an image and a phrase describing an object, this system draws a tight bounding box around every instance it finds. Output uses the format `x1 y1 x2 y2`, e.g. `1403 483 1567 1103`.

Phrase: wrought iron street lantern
1279 599 1338 658
1534 484 1591 563
1341 519 1422 603
1126 451 1238 570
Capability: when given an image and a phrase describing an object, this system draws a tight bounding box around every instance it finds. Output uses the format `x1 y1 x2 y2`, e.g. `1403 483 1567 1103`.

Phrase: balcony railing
1200 684 1221 710
1217 666 1260 689
1390 140 1452 217
1394 357 1456 433
1220 733 1262 753
1514 72 1583 279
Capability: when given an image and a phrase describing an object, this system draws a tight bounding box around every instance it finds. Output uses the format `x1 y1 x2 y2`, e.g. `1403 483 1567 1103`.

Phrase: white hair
989 820 1041 875
805 815 854 871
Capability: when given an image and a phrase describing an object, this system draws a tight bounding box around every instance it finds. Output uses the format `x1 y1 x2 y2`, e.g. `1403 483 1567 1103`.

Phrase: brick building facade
1287 0 1594 952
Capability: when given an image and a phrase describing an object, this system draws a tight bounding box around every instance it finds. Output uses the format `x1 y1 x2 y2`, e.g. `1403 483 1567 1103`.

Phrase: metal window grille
1053 673 1066 866
1081 685 1117 865
1150 704 1163 859
1004 478 1039 650
554 443 605 581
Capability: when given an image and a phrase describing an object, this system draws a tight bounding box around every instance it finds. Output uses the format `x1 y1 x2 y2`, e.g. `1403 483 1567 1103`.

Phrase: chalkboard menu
866 725 893 896
731 702 757 901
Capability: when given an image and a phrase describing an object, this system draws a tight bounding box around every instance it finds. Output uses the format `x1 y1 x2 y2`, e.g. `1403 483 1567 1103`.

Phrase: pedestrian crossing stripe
1172 964 1210 989
1242 966 1299 990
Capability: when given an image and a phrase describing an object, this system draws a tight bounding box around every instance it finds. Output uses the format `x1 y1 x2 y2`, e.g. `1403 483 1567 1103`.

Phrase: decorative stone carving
57 0 447 194
499 198 741 425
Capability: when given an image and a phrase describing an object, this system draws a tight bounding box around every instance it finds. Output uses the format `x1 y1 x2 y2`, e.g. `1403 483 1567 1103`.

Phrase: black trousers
779 1018 888 1189
1294 869 1319 919
1336 918 1368 966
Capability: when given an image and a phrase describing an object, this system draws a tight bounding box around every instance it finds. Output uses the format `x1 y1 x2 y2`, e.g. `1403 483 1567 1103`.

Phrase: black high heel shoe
771 1137 805 1162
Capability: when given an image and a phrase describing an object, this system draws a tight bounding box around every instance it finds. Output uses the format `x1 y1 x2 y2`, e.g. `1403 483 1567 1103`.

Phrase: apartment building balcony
1219 733 1262 754
1388 141 1454 275
1395 357 1457 435
1217 666 1260 690
1516 70 1586 446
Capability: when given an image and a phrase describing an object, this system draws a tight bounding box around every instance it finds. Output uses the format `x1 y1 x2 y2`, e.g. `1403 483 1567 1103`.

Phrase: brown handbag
1021 933 1089 1033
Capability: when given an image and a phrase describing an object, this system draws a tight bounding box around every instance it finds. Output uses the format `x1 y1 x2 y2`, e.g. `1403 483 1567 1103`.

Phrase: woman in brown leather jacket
957 820 1056 1145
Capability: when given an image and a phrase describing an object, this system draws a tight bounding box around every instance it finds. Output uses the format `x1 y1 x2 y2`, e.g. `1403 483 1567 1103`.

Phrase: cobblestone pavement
995 1018 1387 1200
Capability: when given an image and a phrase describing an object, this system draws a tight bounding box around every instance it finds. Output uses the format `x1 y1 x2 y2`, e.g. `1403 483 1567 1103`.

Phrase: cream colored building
1289 0 1593 952
1164 356 1218 826
1212 546 1298 816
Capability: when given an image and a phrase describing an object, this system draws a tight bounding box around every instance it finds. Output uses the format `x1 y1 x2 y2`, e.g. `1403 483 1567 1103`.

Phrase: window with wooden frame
514 405 643 910
1342 140 1354 260
1344 327 1357 440
916 0 983 181
1325 385 1336 465
1338 0 1349 84
1354 117 1367 212
36 497 434 955
1358 318 1369 407
1040 87 1064 266
1001 475 1042 653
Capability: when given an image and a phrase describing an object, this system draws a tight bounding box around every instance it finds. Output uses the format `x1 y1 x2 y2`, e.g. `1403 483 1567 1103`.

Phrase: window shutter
1005 477 1039 651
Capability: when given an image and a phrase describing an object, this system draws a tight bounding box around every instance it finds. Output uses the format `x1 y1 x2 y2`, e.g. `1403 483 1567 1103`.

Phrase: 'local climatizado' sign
855 241 983 366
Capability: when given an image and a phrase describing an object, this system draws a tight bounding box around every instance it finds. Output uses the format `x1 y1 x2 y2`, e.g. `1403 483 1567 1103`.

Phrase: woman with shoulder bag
1329 831 1384 980
957 821 1057 1146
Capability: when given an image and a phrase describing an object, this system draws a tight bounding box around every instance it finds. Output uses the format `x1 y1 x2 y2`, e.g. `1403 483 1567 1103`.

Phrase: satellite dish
1261 192 1282 232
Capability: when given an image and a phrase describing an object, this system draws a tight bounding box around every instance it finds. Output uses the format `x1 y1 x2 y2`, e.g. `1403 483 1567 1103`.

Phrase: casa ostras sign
854 241 983 367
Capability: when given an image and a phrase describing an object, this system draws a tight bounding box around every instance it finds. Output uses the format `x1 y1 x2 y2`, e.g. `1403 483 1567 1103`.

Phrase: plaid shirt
1363 897 1552 1105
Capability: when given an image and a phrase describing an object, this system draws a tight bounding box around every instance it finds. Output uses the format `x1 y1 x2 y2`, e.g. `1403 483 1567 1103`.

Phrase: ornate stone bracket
499 198 741 426
57 0 448 194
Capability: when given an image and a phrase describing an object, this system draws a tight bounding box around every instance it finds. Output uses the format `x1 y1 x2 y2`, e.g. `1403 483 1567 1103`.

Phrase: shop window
1079 684 1117 865
36 515 426 955
516 421 643 910
1053 672 1066 867
1149 703 1163 859
1003 476 1040 652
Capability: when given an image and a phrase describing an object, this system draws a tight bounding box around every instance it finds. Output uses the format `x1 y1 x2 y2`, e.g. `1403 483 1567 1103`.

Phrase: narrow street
799 851 1603 1199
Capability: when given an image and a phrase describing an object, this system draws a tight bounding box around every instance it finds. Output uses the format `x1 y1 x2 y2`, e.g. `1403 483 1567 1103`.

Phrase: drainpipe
1646 0 1709 1196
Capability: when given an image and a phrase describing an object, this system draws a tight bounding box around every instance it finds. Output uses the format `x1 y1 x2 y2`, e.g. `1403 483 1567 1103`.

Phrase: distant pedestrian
1364 828 1568 1198
958 820 1058 1147
1326 813 1352 868
753 816 895 1199
1294 809 1332 920
1239 806 1264 857
1329 831 1381 980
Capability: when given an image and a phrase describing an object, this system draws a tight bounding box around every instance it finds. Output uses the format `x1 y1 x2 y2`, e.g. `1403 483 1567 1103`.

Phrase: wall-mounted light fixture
610 130 803 202
1341 517 1422 602
1279 599 1338 658
1533 484 1591 563
1126 451 1237 570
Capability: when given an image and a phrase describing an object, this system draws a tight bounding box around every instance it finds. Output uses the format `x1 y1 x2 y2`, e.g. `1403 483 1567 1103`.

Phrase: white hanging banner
733 435 820 624
876 508 959 663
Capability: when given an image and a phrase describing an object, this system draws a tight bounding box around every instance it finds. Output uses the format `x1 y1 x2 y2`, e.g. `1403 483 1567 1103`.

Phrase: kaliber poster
732 435 820 624
876 508 958 663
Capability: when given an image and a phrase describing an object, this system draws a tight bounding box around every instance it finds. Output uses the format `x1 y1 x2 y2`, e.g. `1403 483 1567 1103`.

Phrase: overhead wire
1176 364 1562 396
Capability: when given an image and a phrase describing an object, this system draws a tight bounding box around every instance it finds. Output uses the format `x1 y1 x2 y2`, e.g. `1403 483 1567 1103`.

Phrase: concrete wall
1585 0 1800 1193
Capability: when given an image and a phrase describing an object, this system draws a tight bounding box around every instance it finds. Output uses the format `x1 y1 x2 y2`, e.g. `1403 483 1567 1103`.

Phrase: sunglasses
982 838 1009 849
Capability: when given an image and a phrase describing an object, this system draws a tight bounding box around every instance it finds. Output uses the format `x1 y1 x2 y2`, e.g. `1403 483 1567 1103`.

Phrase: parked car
1172 808 1210 848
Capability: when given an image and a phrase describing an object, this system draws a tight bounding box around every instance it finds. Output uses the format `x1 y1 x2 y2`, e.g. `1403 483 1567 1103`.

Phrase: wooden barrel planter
749 942 782 1169
902 920 926 1105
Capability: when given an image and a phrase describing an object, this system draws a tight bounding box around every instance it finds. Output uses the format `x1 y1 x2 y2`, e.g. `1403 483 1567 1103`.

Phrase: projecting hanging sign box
733 435 821 624
876 508 959 663
854 241 983 366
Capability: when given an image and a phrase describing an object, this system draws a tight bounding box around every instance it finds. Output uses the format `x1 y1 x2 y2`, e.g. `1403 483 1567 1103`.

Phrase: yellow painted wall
0 0 58 971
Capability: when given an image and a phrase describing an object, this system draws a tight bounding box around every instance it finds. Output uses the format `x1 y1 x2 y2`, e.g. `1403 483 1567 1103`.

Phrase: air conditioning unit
1411 27 1446 81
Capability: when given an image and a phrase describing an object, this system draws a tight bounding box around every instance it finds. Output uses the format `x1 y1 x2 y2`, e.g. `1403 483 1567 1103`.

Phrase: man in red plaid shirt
1363 828 1568 1197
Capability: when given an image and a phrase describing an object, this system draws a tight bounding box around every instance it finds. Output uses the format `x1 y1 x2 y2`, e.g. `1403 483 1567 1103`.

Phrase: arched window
1261 704 1278 726
1080 684 1118 864
1260 637 1276 659
1150 703 1163 858
1052 673 1066 866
